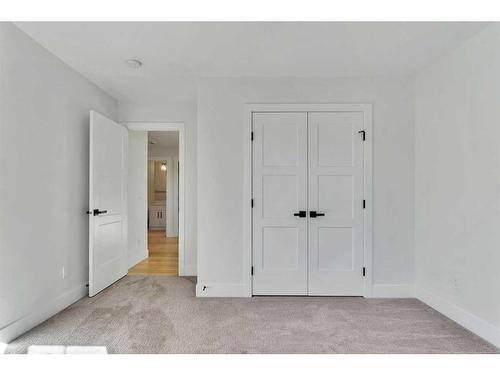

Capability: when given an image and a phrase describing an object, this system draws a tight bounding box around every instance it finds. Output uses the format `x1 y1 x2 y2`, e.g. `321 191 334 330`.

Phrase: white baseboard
416 285 500 348
0 283 87 344
370 283 414 298
128 247 148 269
196 282 251 297
180 264 197 276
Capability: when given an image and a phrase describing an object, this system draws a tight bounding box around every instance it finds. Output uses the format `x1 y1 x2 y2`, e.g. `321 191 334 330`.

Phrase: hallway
128 231 178 275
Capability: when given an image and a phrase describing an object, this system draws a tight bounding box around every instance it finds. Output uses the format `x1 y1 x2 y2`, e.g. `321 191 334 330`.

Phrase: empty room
0 1 499 372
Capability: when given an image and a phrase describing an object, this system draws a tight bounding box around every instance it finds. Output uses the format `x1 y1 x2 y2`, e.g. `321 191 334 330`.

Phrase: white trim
127 122 184 132
243 103 373 297
362 107 374 297
0 284 87 344
370 284 414 298
125 122 188 276
183 264 197 276
416 285 500 349
196 283 251 297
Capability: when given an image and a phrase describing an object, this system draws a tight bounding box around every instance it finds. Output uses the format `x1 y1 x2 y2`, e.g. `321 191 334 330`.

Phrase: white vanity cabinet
149 204 166 230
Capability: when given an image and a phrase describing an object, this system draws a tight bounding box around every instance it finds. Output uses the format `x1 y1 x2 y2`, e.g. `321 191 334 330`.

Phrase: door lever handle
93 209 108 216
293 211 307 218
310 211 325 218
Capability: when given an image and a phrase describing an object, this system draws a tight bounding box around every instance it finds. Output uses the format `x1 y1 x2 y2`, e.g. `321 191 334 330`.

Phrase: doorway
245 104 373 297
126 122 186 276
129 131 180 275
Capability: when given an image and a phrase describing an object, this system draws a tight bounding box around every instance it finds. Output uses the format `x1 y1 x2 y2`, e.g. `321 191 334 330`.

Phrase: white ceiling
15 22 488 103
148 131 179 150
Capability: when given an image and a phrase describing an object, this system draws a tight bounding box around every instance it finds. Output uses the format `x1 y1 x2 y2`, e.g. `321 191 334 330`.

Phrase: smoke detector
125 58 143 69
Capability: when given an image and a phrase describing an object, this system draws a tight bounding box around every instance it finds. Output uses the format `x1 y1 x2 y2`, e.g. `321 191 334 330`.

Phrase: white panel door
307 112 364 296
89 111 128 297
252 112 308 295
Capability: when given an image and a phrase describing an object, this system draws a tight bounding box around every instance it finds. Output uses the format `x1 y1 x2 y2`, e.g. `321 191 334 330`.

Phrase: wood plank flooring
128 231 178 275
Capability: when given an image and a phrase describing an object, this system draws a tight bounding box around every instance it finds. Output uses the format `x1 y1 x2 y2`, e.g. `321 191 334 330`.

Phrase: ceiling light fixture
125 58 143 69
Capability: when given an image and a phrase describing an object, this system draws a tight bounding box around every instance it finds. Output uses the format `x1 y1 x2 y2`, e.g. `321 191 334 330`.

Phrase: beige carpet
6 276 499 354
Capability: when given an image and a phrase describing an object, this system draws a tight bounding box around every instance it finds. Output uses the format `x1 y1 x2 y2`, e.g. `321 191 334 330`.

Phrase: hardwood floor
128 231 178 275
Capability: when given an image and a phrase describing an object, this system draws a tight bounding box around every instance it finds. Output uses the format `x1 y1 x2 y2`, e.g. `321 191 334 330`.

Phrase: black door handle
293 211 307 218
93 209 108 216
310 211 325 218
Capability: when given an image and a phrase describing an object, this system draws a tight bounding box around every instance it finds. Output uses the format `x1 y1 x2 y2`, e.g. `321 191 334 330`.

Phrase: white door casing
89 111 128 297
307 112 364 296
252 112 308 295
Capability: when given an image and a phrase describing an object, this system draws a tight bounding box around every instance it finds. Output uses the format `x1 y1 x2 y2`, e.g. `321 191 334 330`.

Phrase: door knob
293 211 307 218
93 209 108 216
309 211 325 218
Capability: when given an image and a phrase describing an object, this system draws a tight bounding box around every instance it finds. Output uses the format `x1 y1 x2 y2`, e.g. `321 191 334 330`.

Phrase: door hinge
363 199 366 209
362 267 366 277
251 131 254 141
251 266 254 275
358 130 366 141
251 198 254 208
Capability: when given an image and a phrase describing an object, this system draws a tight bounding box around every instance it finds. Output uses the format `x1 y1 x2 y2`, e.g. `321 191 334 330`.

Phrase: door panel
89 111 128 297
252 112 308 295
317 227 353 271
318 175 353 219
262 175 298 218
308 112 364 296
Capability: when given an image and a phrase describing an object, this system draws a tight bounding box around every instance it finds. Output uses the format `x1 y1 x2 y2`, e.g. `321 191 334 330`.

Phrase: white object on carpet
27 345 107 354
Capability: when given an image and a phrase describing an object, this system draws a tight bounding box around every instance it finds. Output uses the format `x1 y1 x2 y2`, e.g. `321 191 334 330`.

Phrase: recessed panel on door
308 112 364 296
252 112 308 295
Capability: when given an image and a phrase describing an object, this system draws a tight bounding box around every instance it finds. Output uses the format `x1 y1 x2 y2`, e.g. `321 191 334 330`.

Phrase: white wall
119 101 197 275
147 160 155 206
0 23 118 342
128 131 148 268
197 77 415 296
166 156 179 237
415 25 500 347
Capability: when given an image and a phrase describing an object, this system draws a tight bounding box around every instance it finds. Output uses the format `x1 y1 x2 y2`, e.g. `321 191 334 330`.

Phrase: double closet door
252 111 365 296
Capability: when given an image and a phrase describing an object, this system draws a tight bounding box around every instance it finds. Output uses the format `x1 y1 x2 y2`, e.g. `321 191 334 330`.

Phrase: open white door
89 111 128 297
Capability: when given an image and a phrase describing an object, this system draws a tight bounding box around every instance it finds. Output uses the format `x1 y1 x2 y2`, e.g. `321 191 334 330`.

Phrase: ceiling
15 22 488 103
148 131 179 150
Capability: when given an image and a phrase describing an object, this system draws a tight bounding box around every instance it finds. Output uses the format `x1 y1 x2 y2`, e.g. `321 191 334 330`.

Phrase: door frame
243 104 373 297
125 122 187 276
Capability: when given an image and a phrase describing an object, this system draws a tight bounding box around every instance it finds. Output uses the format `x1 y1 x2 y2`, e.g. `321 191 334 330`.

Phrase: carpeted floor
6 276 499 354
